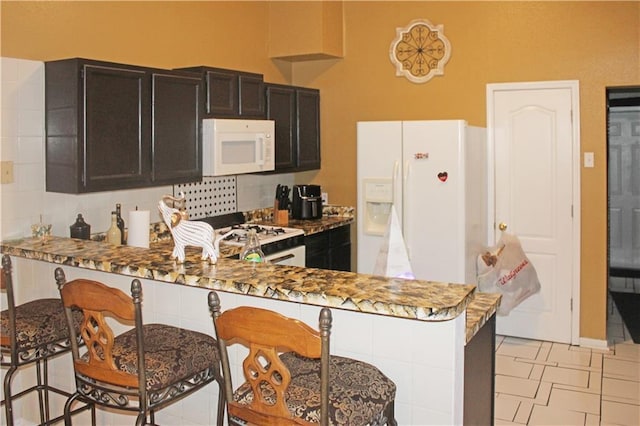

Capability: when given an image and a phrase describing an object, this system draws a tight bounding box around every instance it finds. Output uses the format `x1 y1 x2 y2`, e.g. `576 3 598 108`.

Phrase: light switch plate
584 152 594 168
1 161 14 184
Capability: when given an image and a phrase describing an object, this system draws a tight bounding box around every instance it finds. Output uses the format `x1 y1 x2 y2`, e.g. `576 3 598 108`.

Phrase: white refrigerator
357 120 487 285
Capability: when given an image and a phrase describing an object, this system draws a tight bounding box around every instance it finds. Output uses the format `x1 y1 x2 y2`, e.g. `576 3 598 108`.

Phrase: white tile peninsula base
1 257 467 426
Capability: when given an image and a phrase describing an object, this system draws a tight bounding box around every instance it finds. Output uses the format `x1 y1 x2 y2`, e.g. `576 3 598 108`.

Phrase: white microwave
202 118 275 176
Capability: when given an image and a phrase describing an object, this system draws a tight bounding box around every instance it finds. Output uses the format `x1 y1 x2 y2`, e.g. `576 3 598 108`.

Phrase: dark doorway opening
606 85 640 343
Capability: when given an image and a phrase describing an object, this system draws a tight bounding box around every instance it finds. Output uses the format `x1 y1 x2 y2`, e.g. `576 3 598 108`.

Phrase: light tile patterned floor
494 290 640 426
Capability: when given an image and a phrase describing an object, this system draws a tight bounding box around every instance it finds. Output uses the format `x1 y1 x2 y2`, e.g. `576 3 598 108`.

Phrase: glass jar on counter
70 214 91 240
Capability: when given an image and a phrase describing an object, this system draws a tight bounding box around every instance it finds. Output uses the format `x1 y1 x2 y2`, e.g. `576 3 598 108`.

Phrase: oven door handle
269 253 295 264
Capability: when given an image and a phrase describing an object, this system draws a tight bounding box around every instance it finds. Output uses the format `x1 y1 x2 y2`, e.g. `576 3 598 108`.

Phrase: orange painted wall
2 1 639 341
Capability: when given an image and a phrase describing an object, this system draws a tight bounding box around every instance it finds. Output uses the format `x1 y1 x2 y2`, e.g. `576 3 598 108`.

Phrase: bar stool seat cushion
233 352 397 425
80 323 219 391
0 298 72 350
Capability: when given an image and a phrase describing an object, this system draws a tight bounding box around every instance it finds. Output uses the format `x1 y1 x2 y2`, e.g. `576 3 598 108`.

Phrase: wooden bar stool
55 268 225 425
1 254 89 426
208 291 397 426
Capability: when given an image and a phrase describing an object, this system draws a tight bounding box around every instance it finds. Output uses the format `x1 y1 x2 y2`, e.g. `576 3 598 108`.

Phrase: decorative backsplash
174 177 237 219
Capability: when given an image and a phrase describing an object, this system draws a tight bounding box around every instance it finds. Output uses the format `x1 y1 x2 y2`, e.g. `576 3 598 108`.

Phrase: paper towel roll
127 210 150 248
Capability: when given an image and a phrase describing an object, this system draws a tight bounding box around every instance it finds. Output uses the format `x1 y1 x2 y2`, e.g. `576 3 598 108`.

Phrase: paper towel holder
127 208 150 248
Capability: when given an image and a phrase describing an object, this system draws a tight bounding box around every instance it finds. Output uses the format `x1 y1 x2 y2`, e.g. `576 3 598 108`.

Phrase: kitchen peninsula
1 234 500 425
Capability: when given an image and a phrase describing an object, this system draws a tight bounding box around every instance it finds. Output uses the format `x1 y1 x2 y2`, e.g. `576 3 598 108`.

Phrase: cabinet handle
269 253 295 264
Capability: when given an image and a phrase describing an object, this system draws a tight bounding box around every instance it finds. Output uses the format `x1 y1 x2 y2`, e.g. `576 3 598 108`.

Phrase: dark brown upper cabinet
45 58 202 193
152 73 202 184
266 84 320 172
265 84 296 170
177 66 265 118
295 87 321 171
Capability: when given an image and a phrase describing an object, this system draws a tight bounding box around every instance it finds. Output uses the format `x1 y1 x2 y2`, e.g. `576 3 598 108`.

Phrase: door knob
498 222 508 231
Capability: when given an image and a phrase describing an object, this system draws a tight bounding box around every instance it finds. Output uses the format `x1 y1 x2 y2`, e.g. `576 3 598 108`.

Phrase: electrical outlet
321 192 328 204
1 161 14 184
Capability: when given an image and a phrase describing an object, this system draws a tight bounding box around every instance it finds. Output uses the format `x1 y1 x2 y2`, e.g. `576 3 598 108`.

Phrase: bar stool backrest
208 291 331 426
57 276 148 403
1 255 18 354
55 269 225 425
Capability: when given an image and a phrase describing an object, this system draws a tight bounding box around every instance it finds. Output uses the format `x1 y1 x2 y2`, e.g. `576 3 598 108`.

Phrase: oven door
265 245 305 267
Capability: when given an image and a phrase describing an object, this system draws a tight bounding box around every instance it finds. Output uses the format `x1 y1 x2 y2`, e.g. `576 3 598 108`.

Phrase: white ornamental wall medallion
389 19 451 84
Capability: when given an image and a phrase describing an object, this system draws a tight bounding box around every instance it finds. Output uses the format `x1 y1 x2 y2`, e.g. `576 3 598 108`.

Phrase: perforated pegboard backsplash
174 177 237 219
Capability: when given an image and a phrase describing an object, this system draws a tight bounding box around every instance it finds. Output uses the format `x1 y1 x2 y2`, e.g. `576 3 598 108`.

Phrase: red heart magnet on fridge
437 172 448 182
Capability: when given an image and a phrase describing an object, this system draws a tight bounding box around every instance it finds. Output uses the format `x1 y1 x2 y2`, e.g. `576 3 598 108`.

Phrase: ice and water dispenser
361 178 394 236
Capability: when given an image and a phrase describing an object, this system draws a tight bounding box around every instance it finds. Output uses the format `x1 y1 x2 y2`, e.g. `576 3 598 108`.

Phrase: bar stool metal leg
2 364 17 426
1 254 91 425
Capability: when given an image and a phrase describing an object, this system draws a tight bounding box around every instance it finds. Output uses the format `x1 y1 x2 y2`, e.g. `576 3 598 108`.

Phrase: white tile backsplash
237 172 295 212
16 66 43 111
0 135 18 160
1 80 19 112
1 57 19 81
17 162 43 192
17 135 43 164
0 57 174 239
18 108 43 137
0 56 297 240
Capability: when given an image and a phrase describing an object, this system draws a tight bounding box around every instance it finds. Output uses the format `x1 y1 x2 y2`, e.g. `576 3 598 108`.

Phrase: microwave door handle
256 136 265 165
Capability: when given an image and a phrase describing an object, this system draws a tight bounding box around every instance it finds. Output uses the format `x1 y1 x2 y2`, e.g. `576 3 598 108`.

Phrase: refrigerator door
356 121 402 274
402 120 467 283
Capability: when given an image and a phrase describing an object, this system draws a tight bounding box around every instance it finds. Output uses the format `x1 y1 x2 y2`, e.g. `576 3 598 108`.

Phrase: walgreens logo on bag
476 233 541 315
498 259 530 286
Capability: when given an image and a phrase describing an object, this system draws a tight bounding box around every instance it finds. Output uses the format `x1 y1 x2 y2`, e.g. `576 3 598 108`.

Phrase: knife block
274 201 289 226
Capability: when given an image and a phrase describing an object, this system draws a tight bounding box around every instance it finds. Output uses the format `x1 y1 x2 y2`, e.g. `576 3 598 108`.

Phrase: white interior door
487 81 580 344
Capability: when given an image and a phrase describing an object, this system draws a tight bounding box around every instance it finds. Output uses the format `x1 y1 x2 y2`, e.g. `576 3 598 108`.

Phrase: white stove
216 224 304 247
196 214 306 266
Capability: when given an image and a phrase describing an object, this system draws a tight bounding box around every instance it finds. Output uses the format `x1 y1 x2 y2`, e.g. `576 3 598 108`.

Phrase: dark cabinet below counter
45 58 202 193
305 225 351 272
464 313 495 425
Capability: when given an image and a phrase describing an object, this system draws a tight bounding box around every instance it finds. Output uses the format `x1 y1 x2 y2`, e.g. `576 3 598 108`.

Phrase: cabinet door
239 73 265 118
305 226 351 271
266 84 296 171
296 88 321 170
206 69 237 116
329 225 352 271
331 243 352 272
84 64 150 191
305 231 330 269
152 72 202 184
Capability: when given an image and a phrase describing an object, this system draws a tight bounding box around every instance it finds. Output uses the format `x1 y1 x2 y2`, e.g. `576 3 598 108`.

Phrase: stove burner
197 216 305 256
227 224 288 238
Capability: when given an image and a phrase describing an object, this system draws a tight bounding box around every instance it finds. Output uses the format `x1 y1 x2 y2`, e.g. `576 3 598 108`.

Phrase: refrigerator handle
392 160 400 207
403 160 411 257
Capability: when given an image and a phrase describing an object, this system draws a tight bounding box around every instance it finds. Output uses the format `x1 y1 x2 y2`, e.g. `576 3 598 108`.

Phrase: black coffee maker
291 185 323 220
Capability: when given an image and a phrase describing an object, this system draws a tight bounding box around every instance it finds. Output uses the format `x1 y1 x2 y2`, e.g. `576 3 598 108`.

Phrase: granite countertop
1 236 478 323
464 292 501 343
1 204 500 339
245 205 355 235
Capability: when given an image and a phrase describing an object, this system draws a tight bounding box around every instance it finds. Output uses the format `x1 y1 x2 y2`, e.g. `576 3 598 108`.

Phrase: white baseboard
579 337 611 351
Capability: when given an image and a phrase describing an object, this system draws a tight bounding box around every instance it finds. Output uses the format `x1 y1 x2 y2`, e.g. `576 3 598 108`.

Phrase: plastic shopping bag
476 233 541 316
